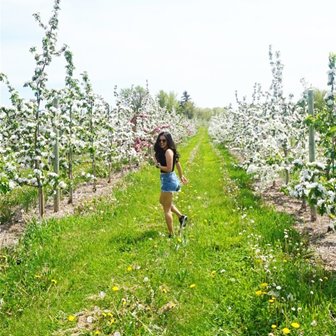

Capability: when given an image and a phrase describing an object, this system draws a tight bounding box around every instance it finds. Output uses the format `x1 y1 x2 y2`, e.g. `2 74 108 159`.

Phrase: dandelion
291 322 300 329
127 265 132 272
51 279 57 285
282 327 290 334
211 270 216 277
269 298 275 303
189 284 196 288
255 290 263 296
159 285 168 293
67 315 76 322
112 286 120 291
94 331 101 335
271 324 277 329
260 282 268 288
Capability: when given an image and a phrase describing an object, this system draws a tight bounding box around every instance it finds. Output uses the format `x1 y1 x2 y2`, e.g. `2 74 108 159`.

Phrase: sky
1 0 335 108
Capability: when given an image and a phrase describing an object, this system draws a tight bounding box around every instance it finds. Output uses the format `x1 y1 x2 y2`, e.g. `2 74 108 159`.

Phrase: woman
154 131 188 237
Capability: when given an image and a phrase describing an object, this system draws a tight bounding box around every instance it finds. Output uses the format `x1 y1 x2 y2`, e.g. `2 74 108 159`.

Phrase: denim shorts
160 172 181 192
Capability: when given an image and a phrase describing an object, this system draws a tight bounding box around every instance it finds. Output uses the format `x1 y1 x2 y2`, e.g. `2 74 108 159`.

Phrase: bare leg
171 203 182 218
160 192 174 235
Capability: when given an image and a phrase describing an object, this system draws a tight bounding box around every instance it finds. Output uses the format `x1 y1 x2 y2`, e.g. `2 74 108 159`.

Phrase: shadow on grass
109 229 158 247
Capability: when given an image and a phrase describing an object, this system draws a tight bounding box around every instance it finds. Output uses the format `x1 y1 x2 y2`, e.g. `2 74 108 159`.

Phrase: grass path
0 128 335 336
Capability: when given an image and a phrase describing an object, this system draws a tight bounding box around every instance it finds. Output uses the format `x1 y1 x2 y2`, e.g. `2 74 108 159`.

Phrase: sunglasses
159 138 167 143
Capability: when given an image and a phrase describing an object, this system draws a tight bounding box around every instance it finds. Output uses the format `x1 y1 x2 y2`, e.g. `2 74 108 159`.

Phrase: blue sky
1 0 335 107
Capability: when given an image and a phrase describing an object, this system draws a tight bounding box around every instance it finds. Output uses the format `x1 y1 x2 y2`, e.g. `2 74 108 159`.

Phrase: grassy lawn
0 128 335 335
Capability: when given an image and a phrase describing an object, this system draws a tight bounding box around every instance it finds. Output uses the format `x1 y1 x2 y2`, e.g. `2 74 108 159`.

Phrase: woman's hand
181 175 188 184
155 162 161 169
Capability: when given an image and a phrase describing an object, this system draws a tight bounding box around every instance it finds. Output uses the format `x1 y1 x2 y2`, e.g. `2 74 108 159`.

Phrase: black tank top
156 149 178 173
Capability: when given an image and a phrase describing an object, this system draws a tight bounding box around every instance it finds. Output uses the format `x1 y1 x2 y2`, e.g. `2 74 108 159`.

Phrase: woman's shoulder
165 148 174 155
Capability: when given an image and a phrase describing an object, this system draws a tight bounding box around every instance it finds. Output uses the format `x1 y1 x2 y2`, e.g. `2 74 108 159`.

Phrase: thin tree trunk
308 89 317 221
53 98 60 212
68 105 74 204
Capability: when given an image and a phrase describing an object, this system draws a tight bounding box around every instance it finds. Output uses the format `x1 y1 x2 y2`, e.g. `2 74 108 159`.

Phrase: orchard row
209 46 336 223
0 0 195 217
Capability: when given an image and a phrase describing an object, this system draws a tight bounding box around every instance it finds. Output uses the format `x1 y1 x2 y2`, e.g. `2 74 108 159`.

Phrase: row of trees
157 90 225 121
0 0 196 218
157 90 195 119
209 46 336 224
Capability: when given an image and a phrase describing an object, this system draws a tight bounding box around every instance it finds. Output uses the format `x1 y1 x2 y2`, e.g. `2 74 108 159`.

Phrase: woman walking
154 131 188 237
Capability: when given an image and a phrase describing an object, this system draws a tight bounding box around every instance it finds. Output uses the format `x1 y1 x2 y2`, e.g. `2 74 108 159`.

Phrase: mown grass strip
0 128 335 336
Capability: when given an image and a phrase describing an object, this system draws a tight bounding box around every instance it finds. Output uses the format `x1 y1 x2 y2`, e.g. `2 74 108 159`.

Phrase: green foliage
179 91 195 119
156 90 180 113
119 85 148 113
313 89 328 113
193 107 227 121
0 187 37 224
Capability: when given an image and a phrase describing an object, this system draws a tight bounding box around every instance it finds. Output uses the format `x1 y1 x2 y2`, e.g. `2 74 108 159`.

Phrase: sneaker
179 215 188 228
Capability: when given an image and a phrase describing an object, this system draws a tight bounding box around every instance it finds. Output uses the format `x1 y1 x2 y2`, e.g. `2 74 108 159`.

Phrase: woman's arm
176 161 188 184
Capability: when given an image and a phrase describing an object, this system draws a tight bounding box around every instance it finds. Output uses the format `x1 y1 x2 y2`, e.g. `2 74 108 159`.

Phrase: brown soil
0 169 134 249
261 182 336 271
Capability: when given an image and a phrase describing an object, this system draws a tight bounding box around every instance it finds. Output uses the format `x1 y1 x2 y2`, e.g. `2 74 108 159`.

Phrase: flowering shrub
209 46 336 223
0 0 196 217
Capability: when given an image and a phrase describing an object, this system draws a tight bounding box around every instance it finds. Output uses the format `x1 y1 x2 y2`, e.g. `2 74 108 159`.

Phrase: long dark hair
153 131 178 160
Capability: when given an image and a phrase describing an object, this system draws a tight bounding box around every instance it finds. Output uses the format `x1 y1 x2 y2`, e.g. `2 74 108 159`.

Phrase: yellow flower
211 271 216 277
255 290 263 296
282 327 290 334
94 331 101 335
189 284 196 288
159 285 168 293
112 286 120 291
51 279 57 285
260 282 268 288
269 299 275 303
177 238 182 243
271 324 277 329
67 315 76 322
127 265 132 272
291 322 300 329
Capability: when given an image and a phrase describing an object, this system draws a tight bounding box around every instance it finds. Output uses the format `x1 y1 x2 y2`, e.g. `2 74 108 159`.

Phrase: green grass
0 186 38 224
0 128 335 336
